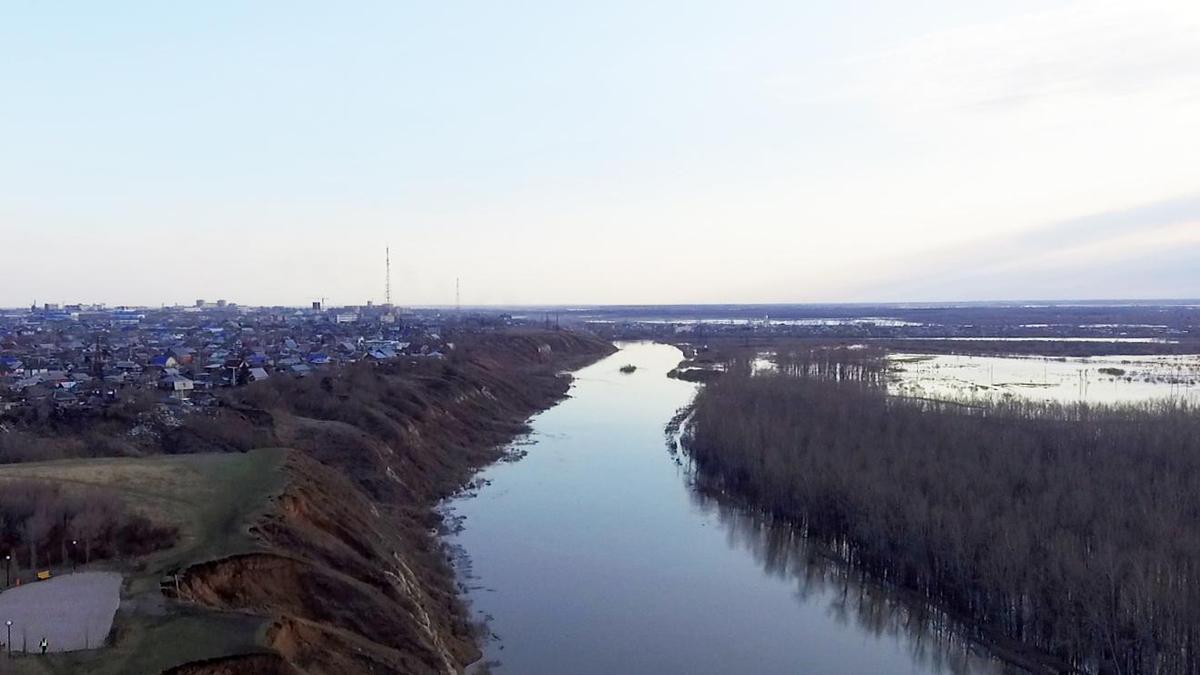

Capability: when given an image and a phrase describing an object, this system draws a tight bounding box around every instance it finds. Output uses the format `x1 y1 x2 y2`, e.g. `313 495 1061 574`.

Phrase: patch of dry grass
0 450 286 564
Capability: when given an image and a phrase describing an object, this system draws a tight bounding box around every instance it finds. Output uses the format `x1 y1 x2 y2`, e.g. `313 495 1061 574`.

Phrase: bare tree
23 506 55 572
687 350 1200 673
71 494 118 564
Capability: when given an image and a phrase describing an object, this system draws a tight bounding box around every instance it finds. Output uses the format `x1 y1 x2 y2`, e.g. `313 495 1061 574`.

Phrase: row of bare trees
686 352 1200 674
0 481 175 574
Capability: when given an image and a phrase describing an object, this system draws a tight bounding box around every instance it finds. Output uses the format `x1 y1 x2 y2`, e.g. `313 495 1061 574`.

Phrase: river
444 342 1017 674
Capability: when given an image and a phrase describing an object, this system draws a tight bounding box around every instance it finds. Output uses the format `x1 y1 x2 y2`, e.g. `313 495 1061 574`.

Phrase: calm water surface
445 342 1013 674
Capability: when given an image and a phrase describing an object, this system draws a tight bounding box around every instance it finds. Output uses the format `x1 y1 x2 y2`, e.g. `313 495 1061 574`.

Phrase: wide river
445 342 1015 674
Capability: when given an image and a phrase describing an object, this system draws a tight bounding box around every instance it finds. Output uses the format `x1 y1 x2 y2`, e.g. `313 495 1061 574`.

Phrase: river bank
134 330 615 674
441 342 1014 674
0 330 613 674
683 343 1200 675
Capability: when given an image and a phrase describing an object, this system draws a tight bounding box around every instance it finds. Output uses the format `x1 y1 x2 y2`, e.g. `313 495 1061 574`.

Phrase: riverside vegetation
685 346 1200 674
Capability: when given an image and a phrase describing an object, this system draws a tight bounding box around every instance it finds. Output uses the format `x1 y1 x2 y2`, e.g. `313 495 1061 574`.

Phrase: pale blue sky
2 1 1198 306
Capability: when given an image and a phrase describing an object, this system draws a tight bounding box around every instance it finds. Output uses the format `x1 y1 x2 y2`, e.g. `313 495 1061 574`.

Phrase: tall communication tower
455 277 461 314
91 331 106 379
385 247 391 306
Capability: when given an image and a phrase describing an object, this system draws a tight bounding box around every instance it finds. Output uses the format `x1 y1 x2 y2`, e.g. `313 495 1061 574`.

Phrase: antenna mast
385 247 391 306
455 277 461 314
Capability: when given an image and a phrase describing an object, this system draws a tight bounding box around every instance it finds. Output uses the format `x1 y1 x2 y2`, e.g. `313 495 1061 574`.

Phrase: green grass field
0 448 288 674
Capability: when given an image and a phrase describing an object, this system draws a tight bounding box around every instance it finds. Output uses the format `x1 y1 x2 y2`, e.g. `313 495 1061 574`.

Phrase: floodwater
587 317 922 327
902 337 1176 344
444 342 1014 674
890 353 1200 404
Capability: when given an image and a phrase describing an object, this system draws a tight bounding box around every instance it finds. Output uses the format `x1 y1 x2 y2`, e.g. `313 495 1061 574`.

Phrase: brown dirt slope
163 654 299 675
172 330 614 674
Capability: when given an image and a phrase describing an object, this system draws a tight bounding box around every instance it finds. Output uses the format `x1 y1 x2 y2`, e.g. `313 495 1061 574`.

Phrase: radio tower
385 247 391 306
455 277 461 314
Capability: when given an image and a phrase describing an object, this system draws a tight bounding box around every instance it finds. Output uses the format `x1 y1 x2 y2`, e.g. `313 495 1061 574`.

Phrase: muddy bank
164 653 300 675
171 330 615 674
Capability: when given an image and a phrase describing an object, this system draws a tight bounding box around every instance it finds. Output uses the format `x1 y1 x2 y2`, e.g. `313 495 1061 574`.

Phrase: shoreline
146 330 616 674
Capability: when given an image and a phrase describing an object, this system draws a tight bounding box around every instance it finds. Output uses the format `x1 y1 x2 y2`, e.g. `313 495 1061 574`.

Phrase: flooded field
903 337 1177 344
889 353 1200 404
587 317 924 327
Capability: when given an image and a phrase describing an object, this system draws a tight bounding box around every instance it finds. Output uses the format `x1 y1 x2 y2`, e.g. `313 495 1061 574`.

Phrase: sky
2 0 1198 307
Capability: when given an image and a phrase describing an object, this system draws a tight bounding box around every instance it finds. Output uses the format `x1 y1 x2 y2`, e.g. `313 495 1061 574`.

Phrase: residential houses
0 303 513 417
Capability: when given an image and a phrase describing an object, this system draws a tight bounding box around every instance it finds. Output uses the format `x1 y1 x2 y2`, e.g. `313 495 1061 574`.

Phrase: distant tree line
686 348 1200 674
0 481 175 573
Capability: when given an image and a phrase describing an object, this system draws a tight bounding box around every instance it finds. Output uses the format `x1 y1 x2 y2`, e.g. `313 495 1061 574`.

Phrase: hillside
0 329 614 674
167 330 615 674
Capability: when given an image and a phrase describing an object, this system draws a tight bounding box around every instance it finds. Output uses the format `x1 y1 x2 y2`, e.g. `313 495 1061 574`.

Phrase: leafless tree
687 350 1200 673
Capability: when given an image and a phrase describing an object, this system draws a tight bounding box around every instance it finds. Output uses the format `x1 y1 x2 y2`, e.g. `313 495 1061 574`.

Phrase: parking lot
0 572 121 653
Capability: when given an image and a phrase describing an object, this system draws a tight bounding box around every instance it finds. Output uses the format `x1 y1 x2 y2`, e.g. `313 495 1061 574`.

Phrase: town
0 300 524 418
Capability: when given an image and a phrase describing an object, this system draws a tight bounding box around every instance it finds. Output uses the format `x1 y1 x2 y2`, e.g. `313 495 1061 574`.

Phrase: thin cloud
1013 194 1200 250
856 194 1200 300
837 0 1200 115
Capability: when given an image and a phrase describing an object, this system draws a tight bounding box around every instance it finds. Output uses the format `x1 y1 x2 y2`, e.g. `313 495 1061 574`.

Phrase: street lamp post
5 620 11 658
4 554 8 587
71 541 77 571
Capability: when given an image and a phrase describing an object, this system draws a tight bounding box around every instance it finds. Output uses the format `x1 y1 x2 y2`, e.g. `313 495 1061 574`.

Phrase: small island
620 364 637 374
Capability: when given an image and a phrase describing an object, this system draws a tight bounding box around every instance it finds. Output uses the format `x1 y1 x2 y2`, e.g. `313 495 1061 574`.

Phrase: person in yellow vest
40 637 47 655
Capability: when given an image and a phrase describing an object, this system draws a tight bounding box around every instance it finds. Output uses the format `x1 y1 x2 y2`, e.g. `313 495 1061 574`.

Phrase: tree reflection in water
687 480 1029 675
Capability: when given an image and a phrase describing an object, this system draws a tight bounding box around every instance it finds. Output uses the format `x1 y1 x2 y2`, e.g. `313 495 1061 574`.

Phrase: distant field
0 449 287 675
0 449 286 568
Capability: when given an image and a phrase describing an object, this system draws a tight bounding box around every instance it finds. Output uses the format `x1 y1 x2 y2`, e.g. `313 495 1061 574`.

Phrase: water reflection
448 342 1025 674
687 481 1024 675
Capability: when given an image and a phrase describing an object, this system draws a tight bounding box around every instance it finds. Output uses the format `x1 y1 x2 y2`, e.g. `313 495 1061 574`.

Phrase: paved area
0 572 121 653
